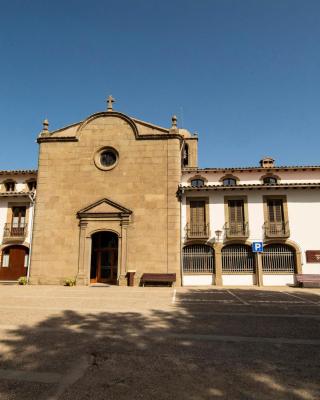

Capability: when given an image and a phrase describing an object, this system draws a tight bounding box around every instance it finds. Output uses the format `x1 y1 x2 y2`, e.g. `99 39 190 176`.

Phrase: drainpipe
179 187 184 287
26 191 36 283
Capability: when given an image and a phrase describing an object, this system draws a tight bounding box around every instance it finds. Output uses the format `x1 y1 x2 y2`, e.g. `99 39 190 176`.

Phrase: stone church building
29 97 197 285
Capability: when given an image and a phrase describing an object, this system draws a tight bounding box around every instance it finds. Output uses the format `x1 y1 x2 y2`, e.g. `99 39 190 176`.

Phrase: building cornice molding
0 192 35 197
183 166 320 173
37 136 79 143
179 182 320 193
0 170 37 175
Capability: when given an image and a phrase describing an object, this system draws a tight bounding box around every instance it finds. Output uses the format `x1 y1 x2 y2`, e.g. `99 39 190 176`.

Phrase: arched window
191 178 205 187
183 244 214 273
223 178 237 186
4 181 16 192
262 244 296 273
26 180 37 191
182 143 189 167
222 244 254 273
263 176 278 185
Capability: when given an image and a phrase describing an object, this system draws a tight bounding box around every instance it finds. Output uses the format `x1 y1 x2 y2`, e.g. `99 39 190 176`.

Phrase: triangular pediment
77 198 132 218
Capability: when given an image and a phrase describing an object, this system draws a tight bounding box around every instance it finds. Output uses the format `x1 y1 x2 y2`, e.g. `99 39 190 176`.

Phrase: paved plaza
0 285 319 399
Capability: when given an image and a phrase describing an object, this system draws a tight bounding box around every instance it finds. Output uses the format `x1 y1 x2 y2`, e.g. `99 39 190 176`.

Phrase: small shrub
18 277 28 285
64 278 76 286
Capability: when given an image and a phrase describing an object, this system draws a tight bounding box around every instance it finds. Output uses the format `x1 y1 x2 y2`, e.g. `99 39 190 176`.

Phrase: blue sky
0 0 320 169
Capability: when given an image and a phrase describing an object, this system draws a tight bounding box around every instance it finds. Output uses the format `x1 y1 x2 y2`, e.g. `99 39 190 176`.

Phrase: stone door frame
76 198 132 285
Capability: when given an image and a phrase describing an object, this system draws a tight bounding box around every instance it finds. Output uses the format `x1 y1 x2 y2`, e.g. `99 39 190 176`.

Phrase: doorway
0 245 29 281
90 231 118 284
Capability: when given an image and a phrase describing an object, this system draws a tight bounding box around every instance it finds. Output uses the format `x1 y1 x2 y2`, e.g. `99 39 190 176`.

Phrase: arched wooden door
90 232 118 284
0 245 28 281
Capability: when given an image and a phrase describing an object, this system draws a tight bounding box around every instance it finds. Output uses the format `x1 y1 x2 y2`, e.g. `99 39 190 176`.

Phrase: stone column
255 253 263 287
296 251 302 274
77 220 88 285
118 220 129 286
214 243 223 286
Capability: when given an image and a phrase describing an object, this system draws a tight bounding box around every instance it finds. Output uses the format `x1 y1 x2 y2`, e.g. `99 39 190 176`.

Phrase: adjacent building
180 157 320 286
0 170 37 280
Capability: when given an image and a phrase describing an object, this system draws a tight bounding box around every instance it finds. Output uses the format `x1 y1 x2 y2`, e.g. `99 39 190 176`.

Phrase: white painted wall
0 198 7 244
263 274 294 286
0 175 35 252
222 274 256 286
183 274 214 286
181 183 320 285
181 169 320 186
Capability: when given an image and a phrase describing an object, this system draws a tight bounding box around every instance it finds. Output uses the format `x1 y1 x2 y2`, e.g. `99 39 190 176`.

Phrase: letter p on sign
252 242 263 253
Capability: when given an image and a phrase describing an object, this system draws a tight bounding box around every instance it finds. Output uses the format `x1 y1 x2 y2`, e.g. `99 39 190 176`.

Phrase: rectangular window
267 199 284 223
228 200 245 235
190 200 206 226
24 254 29 268
2 254 9 268
12 206 26 228
264 197 289 237
188 200 208 238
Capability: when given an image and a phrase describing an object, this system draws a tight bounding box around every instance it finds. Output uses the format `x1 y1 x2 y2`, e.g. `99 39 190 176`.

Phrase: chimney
260 157 275 168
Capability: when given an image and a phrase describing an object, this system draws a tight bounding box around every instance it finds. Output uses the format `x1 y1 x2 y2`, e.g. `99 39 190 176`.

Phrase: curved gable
76 111 139 139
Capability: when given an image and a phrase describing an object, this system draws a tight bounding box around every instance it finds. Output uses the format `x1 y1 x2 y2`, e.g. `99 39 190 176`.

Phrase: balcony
3 223 27 242
224 222 249 239
185 223 210 239
263 221 290 238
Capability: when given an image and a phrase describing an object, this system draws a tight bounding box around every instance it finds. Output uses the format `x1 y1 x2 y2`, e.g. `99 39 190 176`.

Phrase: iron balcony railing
3 223 27 240
185 223 210 239
263 221 290 238
224 222 249 239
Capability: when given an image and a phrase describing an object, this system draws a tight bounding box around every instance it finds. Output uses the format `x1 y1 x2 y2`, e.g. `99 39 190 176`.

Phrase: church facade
29 98 197 285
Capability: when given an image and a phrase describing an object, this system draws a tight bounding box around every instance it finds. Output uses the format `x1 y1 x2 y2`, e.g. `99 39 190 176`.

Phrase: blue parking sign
252 242 263 252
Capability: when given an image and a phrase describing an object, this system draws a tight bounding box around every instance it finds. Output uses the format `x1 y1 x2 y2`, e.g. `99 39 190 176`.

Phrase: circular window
100 150 117 167
94 147 119 171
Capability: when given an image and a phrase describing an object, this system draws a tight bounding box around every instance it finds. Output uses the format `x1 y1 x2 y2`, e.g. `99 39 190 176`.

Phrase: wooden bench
140 273 176 287
296 274 320 288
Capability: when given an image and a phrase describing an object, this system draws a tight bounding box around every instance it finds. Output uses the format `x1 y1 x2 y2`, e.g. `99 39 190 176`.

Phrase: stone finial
107 95 115 111
171 115 177 129
40 119 50 136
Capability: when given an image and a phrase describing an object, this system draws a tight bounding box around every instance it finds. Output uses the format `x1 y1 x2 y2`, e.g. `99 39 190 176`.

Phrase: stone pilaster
214 243 223 286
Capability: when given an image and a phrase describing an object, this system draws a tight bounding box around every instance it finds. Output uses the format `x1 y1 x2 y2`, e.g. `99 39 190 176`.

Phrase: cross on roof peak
107 95 115 111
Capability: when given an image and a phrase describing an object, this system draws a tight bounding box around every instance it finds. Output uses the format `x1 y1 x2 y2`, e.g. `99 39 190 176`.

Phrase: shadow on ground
0 288 319 400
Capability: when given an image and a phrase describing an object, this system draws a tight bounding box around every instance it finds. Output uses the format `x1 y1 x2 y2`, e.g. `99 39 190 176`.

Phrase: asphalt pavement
0 285 319 400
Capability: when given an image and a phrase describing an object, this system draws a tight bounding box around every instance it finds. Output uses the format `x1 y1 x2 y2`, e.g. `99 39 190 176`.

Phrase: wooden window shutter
190 201 206 226
228 200 244 224
267 199 284 223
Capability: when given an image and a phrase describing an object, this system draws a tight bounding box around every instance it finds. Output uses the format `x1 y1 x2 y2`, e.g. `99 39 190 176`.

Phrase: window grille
222 245 254 273
262 244 296 273
183 245 215 273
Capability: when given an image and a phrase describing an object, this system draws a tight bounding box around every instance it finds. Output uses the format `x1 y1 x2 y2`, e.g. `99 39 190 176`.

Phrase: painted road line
248 300 306 304
171 288 176 304
167 333 320 345
226 290 250 305
176 299 235 303
282 291 319 305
